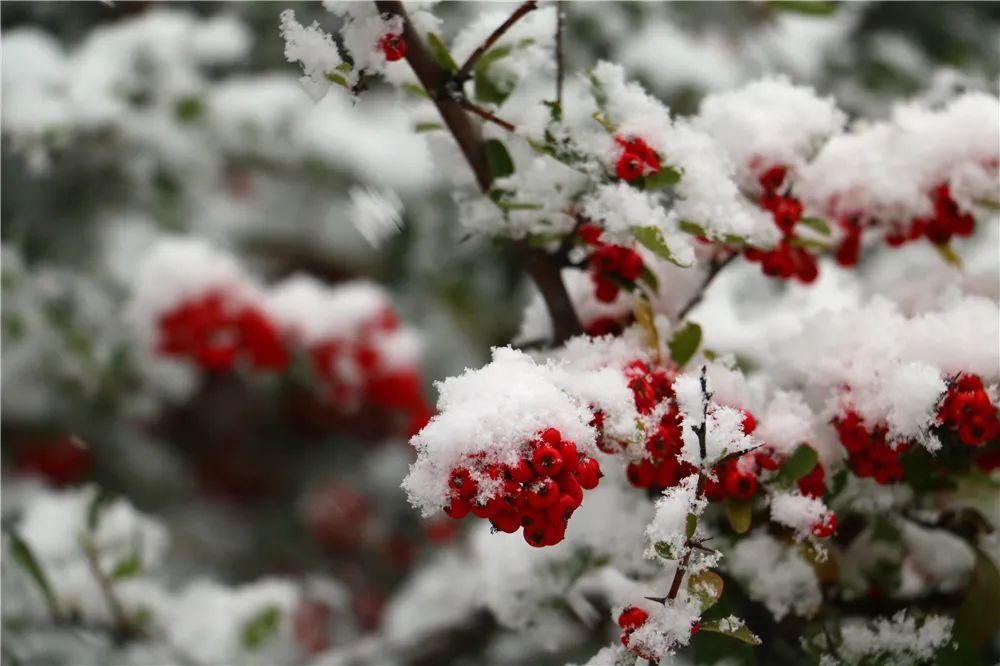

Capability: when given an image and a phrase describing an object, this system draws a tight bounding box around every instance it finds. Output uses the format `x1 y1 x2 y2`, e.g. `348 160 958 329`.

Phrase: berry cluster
578 223 645 303
379 32 407 61
835 217 862 267
937 373 999 447
742 166 818 283
443 428 602 547
614 135 662 181
890 184 975 247
158 293 288 373
834 410 910 485
156 289 429 436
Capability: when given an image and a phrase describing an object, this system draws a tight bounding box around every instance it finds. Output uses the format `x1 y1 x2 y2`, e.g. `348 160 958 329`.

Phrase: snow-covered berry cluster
132 238 430 435
443 427 602 547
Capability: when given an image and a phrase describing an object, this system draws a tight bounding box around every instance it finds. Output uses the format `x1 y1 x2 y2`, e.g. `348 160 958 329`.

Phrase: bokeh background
2 2 999 664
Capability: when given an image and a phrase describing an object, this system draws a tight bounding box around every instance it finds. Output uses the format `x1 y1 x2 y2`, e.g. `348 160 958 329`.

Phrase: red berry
618 250 644 282
510 458 536 483
524 525 547 547
532 445 564 477
616 152 645 181
490 510 521 533
379 33 407 61
541 427 562 445
448 467 478 498
593 276 620 303
722 468 758 500
811 512 837 538
547 494 577 524
559 440 579 474
578 223 603 245
576 457 602 489
759 166 787 193
626 460 655 488
525 478 559 509
618 606 649 631
444 497 471 519
741 411 757 435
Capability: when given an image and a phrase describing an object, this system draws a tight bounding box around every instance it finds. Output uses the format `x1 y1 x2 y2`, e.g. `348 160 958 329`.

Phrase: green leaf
686 513 699 540
473 45 514 105
769 0 838 15
174 97 203 123
325 72 348 88
688 571 724 612
725 498 753 534
591 111 615 134
934 243 963 268
426 32 458 72
639 265 660 293
654 541 681 560
7 530 59 617
110 552 142 581
632 225 687 267
956 548 1000 646
414 122 444 133
87 488 113 531
495 200 543 211
773 444 819 487
798 216 832 236
678 220 708 237
484 139 515 180
699 618 762 645
242 605 281 650
644 165 683 190
335 62 352 73
788 236 830 252
668 322 702 367
400 83 431 99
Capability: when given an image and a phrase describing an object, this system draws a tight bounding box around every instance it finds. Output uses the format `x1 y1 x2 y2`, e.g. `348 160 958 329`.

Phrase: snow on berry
937 373 999 446
798 92 999 224
693 76 845 192
614 595 703 661
403 348 598 523
769 491 836 540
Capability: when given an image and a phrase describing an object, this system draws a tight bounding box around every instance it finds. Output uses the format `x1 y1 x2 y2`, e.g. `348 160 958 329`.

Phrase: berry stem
455 1 539 83
457 98 517 132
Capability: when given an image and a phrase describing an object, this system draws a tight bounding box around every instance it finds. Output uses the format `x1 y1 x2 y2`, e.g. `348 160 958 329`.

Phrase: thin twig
555 1 565 107
666 366 711 601
455 0 539 82
675 251 737 321
80 538 131 638
457 99 517 132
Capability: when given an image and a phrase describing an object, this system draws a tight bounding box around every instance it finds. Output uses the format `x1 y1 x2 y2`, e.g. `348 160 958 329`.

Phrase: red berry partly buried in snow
811 512 837 538
532 444 564 477
759 165 787 193
379 32 407 61
618 606 649 630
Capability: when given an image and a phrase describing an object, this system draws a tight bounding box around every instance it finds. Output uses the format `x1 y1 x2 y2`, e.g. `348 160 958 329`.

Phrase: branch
457 99 517 132
666 366 711 601
675 250 736 322
455 1 539 83
375 0 582 344
80 537 135 641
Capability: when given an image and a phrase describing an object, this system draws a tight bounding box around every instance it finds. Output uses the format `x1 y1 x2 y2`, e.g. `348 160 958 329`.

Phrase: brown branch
455 1 539 83
375 0 582 344
675 250 736 322
457 99 517 132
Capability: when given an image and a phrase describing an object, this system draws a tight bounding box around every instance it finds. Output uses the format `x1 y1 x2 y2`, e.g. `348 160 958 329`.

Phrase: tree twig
457 99 517 132
555 1 565 107
675 251 736 321
80 538 132 641
374 0 582 344
455 1 539 83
